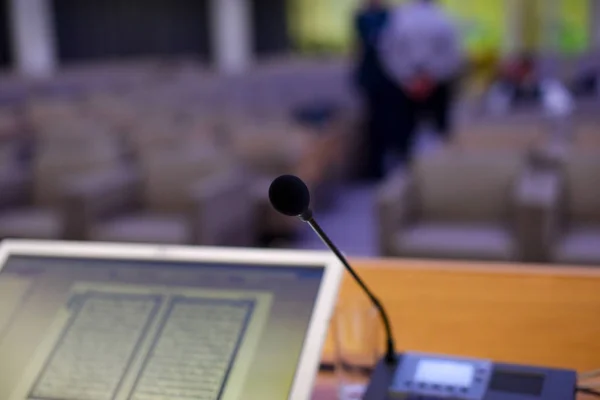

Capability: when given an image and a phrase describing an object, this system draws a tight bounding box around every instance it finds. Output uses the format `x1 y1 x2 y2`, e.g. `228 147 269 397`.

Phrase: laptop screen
0 255 326 400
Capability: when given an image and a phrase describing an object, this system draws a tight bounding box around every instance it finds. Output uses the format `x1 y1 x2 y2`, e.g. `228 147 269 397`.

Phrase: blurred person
486 53 574 117
379 0 464 160
571 68 599 98
484 52 540 113
353 0 397 180
571 51 600 99
499 52 541 103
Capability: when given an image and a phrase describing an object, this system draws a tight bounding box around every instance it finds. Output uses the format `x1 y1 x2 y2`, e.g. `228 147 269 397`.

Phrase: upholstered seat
230 129 317 239
75 150 256 246
394 223 514 261
378 150 555 262
0 208 62 239
0 144 121 240
553 227 600 265
91 213 189 244
549 153 600 265
452 121 545 153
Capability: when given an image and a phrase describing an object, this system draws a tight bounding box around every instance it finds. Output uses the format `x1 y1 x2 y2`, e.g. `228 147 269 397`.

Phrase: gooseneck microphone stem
306 216 397 365
268 175 397 366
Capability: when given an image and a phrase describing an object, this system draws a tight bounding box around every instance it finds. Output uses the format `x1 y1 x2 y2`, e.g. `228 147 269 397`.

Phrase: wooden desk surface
313 258 600 399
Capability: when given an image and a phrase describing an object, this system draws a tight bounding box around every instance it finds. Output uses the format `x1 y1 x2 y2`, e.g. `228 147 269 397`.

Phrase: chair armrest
248 175 271 207
189 169 256 246
530 139 570 170
62 167 141 240
376 167 415 256
0 168 31 210
513 169 562 263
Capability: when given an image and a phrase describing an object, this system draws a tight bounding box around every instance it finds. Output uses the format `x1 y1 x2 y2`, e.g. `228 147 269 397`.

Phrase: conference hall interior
1 0 599 266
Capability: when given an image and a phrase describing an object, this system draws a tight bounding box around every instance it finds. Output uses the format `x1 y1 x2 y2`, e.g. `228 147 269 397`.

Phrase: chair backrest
33 146 120 207
37 124 117 149
0 108 19 138
230 128 310 175
564 152 600 223
142 151 227 213
126 115 186 157
26 99 81 130
413 150 525 223
574 122 600 150
452 122 545 153
0 141 16 167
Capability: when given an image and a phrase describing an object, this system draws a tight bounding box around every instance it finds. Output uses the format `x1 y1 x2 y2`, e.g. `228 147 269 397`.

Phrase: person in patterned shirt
379 0 464 161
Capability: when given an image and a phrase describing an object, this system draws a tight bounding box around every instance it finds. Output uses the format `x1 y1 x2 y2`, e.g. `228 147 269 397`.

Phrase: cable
577 387 600 398
319 362 373 375
580 369 600 381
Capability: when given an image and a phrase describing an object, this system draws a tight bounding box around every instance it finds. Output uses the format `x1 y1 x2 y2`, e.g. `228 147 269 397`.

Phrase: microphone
269 175 397 365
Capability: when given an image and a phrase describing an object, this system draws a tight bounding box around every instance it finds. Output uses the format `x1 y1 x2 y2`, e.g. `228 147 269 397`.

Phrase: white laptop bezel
0 239 344 400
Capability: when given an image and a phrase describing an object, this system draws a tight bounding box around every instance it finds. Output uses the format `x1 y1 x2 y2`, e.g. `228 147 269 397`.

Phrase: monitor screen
0 255 326 400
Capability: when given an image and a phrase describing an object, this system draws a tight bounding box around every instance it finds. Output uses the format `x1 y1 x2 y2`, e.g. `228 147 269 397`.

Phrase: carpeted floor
293 183 379 257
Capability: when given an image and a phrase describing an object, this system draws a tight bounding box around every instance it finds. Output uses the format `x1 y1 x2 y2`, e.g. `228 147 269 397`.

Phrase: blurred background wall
1 0 599 78
52 0 212 63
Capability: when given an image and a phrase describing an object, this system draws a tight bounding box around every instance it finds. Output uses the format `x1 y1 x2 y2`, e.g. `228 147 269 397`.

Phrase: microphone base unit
365 351 576 400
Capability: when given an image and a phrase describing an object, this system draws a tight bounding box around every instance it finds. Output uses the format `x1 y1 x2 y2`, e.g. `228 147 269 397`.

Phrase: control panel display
414 360 475 387
389 352 492 400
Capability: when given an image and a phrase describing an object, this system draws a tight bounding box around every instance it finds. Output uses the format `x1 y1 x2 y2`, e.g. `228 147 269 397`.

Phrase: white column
9 0 57 78
210 0 253 75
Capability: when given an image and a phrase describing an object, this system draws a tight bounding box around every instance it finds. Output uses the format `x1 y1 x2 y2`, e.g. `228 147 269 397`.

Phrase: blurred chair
520 120 600 172
25 99 82 132
452 121 548 160
0 108 21 140
573 121 600 149
228 127 321 241
70 149 255 246
0 140 17 167
548 153 600 265
123 114 217 164
452 121 546 153
451 120 570 171
0 145 120 240
301 120 346 210
377 150 554 262
85 92 139 131
37 123 119 147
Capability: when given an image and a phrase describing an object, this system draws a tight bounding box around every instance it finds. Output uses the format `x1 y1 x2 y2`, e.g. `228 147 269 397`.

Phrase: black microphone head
269 175 311 219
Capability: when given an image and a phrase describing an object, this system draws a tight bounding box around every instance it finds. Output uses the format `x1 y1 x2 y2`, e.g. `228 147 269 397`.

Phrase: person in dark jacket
354 0 396 180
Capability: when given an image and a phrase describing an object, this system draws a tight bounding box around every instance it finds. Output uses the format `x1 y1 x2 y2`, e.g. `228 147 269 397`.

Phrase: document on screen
129 297 256 400
10 283 272 400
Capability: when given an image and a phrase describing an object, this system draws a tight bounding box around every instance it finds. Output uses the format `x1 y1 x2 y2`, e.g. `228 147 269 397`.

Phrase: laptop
0 240 343 400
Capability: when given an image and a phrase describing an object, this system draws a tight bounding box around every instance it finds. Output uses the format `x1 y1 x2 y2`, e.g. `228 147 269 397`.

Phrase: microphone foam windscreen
268 175 310 217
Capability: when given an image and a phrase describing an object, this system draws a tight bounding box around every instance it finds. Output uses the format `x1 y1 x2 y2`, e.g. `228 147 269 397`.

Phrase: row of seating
0 84 348 245
378 122 600 265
